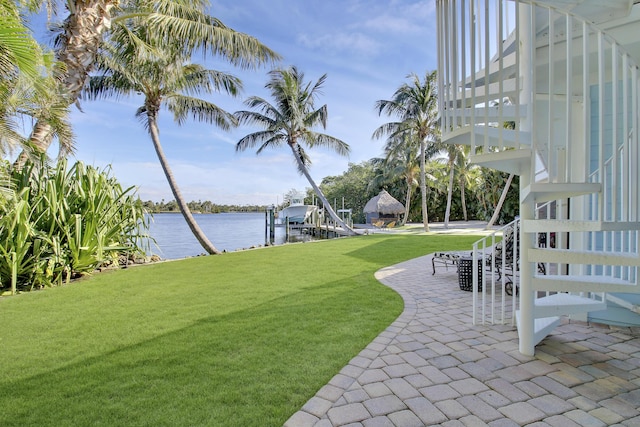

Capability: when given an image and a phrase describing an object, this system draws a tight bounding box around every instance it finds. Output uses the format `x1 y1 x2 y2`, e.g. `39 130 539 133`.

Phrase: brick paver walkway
284 253 640 427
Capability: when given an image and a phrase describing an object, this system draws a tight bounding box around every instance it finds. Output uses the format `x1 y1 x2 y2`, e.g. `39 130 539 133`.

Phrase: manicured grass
0 233 479 426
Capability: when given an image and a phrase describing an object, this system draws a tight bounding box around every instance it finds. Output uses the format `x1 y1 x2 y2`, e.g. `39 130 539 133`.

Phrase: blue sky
62 0 439 205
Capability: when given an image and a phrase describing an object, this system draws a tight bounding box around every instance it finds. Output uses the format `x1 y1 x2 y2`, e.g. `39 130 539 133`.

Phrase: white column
518 1 536 357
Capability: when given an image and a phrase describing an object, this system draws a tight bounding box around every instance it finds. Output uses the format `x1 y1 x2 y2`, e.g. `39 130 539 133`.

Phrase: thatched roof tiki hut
364 190 405 226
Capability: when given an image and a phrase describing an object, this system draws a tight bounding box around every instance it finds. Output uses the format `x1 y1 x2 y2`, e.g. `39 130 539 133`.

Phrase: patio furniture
458 256 483 291
432 252 462 274
485 223 518 281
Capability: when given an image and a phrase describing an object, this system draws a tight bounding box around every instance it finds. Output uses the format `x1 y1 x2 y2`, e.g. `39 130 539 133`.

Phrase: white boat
278 191 318 224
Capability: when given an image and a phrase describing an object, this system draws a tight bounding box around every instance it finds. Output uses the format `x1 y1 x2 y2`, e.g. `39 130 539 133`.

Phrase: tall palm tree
234 66 356 235
84 29 250 255
373 71 440 232
16 0 280 164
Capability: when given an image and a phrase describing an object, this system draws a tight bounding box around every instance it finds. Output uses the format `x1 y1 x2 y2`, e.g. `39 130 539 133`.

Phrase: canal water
147 212 314 259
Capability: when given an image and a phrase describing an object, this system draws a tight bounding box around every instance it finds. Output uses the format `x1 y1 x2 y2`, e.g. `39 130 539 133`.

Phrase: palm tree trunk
487 173 515 228
290 144 356 236
444 154 456 229
401 178 412 226
148 113 221 254
460 178 468 221
419 139 430 232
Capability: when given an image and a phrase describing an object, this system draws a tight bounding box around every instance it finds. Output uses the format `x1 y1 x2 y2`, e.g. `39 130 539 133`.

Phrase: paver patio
284 252 640 427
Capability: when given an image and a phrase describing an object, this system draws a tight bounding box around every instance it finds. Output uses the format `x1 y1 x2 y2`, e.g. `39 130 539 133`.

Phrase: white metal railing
472 218 520 325
437 0 640 188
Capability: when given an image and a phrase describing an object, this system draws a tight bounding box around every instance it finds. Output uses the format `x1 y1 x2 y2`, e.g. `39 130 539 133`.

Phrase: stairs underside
521 183 602 204
532 275 638 293
517 293 607 346
516 311 561 347
470 150 532 175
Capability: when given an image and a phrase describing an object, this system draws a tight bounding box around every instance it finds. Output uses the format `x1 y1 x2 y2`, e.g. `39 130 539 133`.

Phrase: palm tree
16 0 280 164
373 71 440 232
84 26 252 254
378 133 421 226
0 0 44 82
487 173 515 228
234 66 356 235
455 145 473 221
1 1 72 158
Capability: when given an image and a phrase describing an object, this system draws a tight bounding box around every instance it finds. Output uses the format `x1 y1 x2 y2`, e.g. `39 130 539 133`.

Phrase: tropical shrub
0 160 150 292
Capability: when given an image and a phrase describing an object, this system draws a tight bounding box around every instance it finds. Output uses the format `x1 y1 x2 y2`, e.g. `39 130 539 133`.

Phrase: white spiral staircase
437 0 640 355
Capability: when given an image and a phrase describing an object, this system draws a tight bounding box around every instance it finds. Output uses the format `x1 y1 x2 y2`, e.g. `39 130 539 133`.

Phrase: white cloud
297 32 382 58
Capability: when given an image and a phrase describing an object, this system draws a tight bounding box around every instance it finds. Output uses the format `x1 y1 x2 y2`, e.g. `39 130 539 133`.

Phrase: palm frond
233 109 277 128
304 132 350 157
236 130 280 152
166 94 237 129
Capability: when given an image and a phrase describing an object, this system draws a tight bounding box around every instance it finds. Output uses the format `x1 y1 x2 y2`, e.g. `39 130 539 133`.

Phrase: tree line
141 200 268 214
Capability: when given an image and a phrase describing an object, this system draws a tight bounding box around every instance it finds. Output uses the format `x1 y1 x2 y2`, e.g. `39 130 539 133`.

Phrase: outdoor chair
485 223 546 296
431 251 474 275
485 224 518 281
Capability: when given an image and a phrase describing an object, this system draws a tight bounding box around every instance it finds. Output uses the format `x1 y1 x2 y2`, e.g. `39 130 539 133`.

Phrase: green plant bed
0 233 479 426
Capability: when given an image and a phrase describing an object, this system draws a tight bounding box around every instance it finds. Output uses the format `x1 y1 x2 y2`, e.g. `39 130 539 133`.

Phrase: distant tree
320 161 378 224
373 71 440 232
235 66 356 235
378 132 423 226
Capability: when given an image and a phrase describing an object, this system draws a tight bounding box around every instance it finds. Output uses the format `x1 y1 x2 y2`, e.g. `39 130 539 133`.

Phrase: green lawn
0 233 479 426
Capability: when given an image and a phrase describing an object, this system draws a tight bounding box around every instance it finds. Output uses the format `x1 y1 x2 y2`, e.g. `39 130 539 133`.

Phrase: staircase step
531 274 639 293
522 219 640 233
533 293 607 318
470 149 532 175
464 50 518 88
606 293 640 315
516 310 561 347
521 182 601 203
528 248 640 267
454 78 519 108
444 127 530 149
458 104 527 121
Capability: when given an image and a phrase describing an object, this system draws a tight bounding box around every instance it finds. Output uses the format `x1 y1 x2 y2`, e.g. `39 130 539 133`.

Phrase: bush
0 159 150 292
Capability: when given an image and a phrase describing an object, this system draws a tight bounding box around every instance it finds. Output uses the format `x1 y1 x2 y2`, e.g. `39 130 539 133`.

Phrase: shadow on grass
0 278 401 427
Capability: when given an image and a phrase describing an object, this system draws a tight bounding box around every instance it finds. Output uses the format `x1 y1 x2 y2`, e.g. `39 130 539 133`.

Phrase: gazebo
363 190 405 226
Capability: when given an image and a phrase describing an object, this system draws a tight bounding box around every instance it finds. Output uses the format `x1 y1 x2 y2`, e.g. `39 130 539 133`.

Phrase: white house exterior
436 0 640 355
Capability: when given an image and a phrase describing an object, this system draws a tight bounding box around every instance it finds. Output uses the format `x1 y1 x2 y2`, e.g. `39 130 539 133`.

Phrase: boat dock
283 223 355 239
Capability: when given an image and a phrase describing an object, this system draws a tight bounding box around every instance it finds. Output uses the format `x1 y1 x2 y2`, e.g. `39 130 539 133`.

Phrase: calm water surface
147 212 312 259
